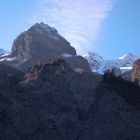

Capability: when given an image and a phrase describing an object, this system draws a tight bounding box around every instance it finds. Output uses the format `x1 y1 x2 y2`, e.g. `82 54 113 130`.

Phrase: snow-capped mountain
84 52 139 74
0 49 11 61
83 52 103 73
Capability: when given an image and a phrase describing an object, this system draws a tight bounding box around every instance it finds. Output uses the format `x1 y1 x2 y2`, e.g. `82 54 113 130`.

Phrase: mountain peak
11 22 76 61
36 22 49 27
119 53 135 60
83 52 103 61
29 22 58 35
32 22 50 30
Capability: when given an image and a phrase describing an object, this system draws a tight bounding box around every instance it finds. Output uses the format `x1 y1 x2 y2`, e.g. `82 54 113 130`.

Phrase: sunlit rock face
11 22 76 60
0 22 90 72
132 59 140 85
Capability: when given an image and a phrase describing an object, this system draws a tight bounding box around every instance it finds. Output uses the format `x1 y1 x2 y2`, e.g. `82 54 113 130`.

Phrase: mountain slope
0 58 140 140
0 59 101 140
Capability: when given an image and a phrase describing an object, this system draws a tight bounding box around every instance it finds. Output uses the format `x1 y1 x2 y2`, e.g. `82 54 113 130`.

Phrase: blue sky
0 0 34 50
95 0 140 59
0 0 140 59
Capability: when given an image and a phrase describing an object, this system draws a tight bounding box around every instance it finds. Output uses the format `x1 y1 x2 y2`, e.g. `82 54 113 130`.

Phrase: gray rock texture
132 59 140 85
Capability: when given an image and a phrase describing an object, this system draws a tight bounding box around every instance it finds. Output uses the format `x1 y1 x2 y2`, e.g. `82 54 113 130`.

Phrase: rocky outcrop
132 59 140 85
61 55 91 72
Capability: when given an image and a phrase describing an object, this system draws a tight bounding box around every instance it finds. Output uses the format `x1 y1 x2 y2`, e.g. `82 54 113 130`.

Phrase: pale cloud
26 0 116 54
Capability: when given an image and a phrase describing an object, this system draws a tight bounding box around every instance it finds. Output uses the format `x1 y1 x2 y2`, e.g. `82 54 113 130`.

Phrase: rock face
61 54 91 72
0 59 101 140
132 59 140 85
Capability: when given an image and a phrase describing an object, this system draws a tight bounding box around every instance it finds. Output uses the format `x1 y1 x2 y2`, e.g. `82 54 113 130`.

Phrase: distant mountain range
84 52 139 74
0 48 8 55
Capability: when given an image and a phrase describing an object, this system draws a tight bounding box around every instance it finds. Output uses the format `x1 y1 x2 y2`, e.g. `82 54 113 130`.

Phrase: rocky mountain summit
0 22 90 72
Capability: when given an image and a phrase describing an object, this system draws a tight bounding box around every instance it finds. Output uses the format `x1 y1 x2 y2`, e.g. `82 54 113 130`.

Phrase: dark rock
87 75 140 140
121 70 132 81
61 55 91 72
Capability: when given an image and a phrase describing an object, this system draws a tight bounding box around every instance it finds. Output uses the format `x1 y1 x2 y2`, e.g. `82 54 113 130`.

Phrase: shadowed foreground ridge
91 71 140 140
0 59 101 140
0 60 140 140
